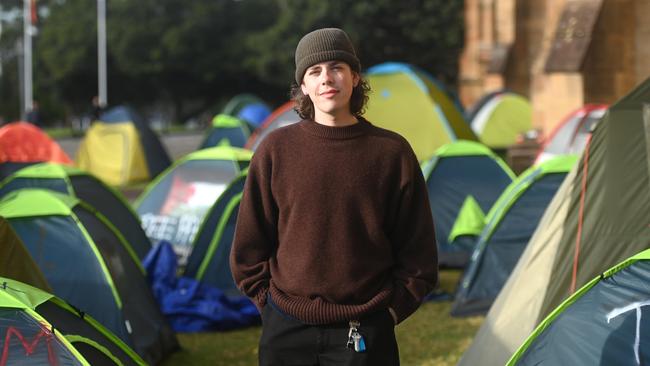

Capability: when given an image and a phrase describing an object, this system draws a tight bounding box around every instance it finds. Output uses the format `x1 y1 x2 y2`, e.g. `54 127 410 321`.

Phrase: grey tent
459 78 650 365
508 248 650 365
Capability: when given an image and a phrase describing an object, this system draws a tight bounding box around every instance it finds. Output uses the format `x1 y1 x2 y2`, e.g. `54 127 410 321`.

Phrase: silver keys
347 320 366 352
352 332 366 352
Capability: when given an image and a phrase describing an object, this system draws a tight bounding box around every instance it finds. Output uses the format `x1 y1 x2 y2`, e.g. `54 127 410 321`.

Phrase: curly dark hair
290 75 371 120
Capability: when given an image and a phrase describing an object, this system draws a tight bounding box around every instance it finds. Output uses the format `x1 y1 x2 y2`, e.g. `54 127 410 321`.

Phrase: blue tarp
143 241 260 332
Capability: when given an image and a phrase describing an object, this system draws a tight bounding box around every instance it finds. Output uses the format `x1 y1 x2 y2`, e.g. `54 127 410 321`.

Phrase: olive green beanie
294 28 361 84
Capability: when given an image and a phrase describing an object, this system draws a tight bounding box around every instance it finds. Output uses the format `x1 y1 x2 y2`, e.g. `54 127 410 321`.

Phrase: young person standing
231 28 438 365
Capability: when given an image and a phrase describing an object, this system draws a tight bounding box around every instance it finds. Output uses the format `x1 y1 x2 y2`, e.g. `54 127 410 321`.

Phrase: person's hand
388 307 398 325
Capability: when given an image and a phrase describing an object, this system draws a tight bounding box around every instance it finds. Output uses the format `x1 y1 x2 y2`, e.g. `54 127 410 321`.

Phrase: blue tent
237 103 271 128
451 155 577 317
200 114 251 149
0 189 178 364
422 140 515 268
184 172 246 293
135 146 251 266
509 248 650 365
0 162 152 260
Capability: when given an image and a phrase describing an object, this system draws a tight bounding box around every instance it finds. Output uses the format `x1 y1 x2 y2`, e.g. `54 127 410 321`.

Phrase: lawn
162 269 484 366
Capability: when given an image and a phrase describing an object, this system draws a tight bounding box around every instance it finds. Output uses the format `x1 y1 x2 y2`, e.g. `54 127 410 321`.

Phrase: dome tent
0 216 51 291
0 121 73 165
237 103 271 128
535 104 607 164
199 114 250 149
451 155 577 317
1 277 146 366
508 248 650 365
222 93 272 128
0 284 88 365
364 62 476 161
469 91 532 148
184 171 247 292
76 105 172 186
0 162 152 260
245 101 300 151
458 77 650 366
421 140 515 268
0 189 178 365
135 146 252 265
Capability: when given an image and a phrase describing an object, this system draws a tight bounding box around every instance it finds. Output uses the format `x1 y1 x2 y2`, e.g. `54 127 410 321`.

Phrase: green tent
135 146 252 266
421 140 514 268
1 277 146 365
470 91 532 148
0 189 178 365
459 78 650 366
184 171 246 293
199 114 251 149
0 284 88 365
451 155 577 317
0 216 50 291
365 62 476 161
0 162 152 260
508 248 650 365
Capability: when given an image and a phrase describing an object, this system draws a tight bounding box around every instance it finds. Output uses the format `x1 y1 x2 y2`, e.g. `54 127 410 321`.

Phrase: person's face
301 61 359 119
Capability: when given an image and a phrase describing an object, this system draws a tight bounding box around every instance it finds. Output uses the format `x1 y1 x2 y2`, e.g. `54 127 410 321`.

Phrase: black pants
259 302 399 366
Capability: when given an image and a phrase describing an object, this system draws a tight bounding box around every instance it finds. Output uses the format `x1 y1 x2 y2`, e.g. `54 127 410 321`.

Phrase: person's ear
353 72 360 88
301 82 308 95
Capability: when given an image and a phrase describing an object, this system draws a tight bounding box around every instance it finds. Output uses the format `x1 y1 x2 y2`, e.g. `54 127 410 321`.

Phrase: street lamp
97 0 107 108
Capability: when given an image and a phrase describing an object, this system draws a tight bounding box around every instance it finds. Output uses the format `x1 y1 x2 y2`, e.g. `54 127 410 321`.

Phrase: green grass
44 127 74 139
162 270 484 366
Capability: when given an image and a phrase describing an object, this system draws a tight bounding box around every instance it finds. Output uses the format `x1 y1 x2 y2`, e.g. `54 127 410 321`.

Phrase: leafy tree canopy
0 0 463 125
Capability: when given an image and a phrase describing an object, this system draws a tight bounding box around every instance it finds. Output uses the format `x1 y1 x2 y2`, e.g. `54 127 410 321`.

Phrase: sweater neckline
300 118 371 140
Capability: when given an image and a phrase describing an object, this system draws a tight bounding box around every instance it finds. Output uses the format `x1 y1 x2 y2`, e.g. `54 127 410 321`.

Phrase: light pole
22 0 33 118
97 0 107 108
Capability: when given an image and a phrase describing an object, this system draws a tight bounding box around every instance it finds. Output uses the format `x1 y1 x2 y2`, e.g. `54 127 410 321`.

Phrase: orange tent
0 122 72 164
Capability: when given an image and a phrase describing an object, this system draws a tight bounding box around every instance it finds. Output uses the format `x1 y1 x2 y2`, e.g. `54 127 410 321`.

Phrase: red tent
0 122 72 164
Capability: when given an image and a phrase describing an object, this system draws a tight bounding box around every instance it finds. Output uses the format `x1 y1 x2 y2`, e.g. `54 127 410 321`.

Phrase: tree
245 0 464 89
346 0 464 85
107 0 280 121
1 0 464 125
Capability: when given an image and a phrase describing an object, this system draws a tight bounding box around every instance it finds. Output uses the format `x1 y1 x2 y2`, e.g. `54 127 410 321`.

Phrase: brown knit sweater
230 118 438 325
